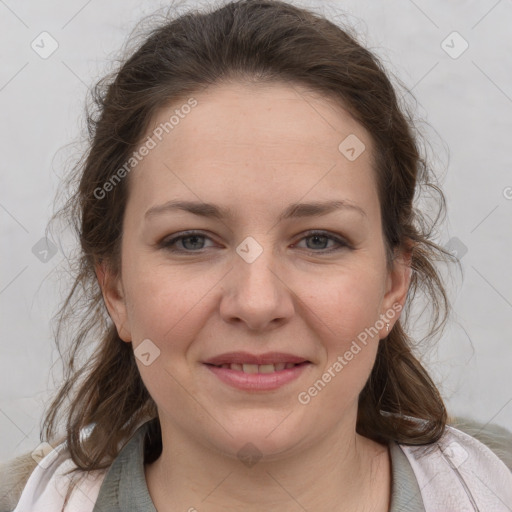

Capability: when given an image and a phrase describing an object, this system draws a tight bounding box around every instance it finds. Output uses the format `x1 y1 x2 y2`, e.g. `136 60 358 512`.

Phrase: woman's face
100 81 410 458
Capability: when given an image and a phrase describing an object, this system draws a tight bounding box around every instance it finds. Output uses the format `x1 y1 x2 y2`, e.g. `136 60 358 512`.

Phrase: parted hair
44 0 454 475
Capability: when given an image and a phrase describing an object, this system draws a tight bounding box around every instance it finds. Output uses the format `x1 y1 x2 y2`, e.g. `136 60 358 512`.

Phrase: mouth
204 361 309 373
202 352 312 391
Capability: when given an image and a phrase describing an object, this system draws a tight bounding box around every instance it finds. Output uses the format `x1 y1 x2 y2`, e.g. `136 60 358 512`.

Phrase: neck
144 415 390 512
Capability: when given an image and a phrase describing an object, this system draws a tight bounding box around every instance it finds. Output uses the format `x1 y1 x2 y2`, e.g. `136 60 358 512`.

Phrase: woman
2 1 511 511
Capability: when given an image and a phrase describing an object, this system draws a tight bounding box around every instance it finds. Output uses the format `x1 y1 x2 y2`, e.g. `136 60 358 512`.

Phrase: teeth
242 363 259 374
217 362 301 373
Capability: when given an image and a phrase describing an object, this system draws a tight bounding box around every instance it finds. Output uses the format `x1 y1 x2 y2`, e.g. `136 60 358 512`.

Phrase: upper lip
203 352 310 366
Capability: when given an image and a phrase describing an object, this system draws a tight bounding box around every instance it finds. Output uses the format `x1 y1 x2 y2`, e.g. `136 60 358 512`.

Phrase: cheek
122 250 224 351
299 263 385 339
123 265 215 410
296 261 386 393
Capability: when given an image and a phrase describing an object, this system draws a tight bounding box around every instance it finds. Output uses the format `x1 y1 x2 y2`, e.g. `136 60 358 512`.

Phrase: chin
204 413 310 461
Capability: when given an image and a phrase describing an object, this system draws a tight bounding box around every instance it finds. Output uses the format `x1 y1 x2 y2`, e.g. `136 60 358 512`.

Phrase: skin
97 81 411 512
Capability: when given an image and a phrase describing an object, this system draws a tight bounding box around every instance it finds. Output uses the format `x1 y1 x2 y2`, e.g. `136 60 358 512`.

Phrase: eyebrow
144 199 366 222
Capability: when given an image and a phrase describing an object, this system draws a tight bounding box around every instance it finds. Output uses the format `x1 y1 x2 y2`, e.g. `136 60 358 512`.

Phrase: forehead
126 81 378 219
153 81 369 160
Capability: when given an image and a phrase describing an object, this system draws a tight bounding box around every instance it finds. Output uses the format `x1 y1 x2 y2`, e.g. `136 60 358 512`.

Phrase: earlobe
94 260 132 342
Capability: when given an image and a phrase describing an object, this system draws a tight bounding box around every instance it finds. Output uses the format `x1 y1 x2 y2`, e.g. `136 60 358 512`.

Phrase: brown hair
44 0 455 477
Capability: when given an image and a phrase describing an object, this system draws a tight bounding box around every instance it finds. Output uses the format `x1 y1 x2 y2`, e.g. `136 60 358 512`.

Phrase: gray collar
93 421 425 511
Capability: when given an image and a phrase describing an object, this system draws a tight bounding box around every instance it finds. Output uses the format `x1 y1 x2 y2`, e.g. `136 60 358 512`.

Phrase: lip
203 351 309 366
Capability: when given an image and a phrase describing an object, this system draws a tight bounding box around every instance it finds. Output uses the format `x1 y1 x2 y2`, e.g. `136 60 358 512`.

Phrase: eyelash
159 230 351 255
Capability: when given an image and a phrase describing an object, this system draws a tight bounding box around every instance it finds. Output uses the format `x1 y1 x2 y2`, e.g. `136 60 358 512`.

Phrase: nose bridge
220 235 294 329
235 235 281 303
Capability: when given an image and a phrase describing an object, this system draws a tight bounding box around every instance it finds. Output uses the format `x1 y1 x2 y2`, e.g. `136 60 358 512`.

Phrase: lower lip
204 362 310 391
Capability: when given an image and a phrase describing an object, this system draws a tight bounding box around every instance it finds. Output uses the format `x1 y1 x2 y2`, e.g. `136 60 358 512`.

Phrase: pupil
184 235 203 250
308 235 327 249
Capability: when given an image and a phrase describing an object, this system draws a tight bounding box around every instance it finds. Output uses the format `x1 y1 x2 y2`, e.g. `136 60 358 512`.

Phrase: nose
219 244 295 331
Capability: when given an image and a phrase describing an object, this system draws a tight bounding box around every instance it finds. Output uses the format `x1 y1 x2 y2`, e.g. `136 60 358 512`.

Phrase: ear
380 244 412 334
95 260 132 342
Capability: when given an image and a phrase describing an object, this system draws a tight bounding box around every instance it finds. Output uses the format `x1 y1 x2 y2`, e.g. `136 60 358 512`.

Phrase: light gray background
1 0 511 461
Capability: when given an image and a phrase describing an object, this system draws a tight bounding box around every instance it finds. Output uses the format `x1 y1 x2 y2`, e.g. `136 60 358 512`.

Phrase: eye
159 229 351 255
160 231 217 252
292 230 351 254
